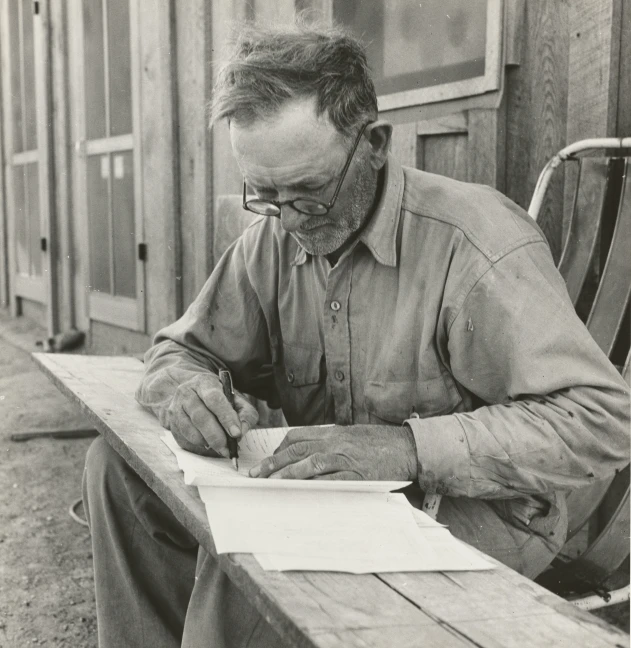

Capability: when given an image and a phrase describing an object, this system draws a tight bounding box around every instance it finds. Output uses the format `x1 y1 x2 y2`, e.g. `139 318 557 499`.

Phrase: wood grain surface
390 123 418 169
138 0 181 329
49 0 74 332
424 134 468 183
505 0 569 262
175 0 214 310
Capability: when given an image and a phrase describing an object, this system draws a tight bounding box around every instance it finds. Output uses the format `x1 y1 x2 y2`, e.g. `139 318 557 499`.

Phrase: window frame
334 0 504 112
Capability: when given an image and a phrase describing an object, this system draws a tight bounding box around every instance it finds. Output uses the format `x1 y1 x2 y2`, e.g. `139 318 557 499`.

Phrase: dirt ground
0 318 97 648
0 313 628 647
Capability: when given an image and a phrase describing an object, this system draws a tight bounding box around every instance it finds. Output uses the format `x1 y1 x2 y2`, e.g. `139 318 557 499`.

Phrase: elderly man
83 24 629 648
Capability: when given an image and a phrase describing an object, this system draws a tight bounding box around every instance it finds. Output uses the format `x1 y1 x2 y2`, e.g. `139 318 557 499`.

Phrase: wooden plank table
33 353 629 648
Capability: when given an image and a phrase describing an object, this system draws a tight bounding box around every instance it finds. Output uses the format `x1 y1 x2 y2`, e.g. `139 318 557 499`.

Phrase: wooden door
70 0 145 332
0 0 56 329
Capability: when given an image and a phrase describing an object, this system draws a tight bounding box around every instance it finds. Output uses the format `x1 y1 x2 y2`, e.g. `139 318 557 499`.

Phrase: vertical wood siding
505 0 569 261
175 0 214 309
137 0 180 331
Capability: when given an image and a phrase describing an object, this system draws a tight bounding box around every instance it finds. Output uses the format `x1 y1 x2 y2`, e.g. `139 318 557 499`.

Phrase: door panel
87 154 111 294
26 161 41 276
111 151 136 298
83 0 107 140
1 0 47 312
107 0 133 137
12 166 28 274
73 0 146 332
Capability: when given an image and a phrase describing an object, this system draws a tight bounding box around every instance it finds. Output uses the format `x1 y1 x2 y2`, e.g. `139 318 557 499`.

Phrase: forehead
230 99 347 186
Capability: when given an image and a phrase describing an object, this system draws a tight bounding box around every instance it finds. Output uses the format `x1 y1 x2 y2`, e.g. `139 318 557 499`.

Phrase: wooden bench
33 352 628 648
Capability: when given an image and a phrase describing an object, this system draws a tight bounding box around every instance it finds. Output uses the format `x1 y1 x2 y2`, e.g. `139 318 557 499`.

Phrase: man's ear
365 120 393 170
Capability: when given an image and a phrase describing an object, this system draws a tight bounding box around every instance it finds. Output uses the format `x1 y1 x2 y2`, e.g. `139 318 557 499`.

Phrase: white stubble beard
291 158 379 257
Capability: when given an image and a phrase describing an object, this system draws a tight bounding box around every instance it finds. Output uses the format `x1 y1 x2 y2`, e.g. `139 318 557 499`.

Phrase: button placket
322 260 353 424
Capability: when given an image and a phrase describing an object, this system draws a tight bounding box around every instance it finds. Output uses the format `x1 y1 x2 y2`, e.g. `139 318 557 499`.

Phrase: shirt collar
292 154 405 267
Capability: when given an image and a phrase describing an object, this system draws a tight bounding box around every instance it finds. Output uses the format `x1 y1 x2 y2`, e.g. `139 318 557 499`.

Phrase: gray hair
209 23 378 139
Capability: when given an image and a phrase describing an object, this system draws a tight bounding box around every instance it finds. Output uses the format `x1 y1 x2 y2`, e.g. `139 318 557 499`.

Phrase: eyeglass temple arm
325 122 370 207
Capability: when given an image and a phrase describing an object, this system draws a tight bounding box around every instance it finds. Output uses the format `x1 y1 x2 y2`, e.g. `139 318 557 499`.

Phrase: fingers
268 454 348 479
250 441 312 477
313 472 358 481
193 380 242 440
183 398 229 456
274 425 338 454
250 443 348 479
165 371 258 457
166 376 236 456
169 409 225 458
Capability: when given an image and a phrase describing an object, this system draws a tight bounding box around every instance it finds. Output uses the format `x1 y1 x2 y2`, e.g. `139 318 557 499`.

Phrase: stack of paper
162 429 494 574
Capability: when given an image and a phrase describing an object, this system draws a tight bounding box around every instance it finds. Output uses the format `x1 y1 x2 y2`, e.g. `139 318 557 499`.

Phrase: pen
219 369 239 471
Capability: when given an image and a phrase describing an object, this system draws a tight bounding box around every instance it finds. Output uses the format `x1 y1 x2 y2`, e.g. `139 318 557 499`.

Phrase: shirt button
334 370 345 381
330 300 341 311
287 371 295 384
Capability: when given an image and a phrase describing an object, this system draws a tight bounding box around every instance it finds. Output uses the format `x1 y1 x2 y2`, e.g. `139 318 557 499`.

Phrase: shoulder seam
401 201 545 263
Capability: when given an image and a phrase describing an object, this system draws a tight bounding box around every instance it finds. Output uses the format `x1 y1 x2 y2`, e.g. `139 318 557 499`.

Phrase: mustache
299 221 330 232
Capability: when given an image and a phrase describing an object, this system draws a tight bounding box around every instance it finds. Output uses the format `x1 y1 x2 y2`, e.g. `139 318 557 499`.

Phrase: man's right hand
165 373 259 457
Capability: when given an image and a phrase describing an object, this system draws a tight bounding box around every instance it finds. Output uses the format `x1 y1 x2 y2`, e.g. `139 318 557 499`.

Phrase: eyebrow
250 178 329 193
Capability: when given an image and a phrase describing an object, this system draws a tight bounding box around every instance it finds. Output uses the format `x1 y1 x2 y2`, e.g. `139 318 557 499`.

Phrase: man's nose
279 205 310 233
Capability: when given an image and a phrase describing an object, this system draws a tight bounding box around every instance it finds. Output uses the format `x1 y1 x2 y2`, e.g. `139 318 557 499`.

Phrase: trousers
83 437 565 648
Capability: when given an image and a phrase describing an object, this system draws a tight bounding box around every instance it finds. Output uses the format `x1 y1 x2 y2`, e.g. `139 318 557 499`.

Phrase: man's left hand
249 425 418 481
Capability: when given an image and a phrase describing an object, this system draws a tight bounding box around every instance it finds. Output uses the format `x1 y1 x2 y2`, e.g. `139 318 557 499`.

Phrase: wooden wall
0 0 627 352
0 45 7 310
504 0 569 261
49 0 73 331
175 0 214 309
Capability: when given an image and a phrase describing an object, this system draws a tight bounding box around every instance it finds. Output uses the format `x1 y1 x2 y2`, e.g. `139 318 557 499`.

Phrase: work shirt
137 156 629 532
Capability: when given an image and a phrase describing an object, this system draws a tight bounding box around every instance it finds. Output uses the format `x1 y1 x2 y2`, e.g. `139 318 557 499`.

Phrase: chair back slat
586 159 631 358
558 158 608 305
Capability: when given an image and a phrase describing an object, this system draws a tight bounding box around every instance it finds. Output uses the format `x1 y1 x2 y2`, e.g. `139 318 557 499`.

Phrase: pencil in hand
219 369 240 471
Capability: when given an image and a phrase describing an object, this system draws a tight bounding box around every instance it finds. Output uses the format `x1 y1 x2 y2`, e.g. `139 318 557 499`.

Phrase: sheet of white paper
253 503 494 573
162 431 410 492
254 525 493 573
199 487 433 560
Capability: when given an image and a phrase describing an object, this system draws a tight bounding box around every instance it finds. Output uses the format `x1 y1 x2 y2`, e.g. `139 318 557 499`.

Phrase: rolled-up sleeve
406 240 630 500
135 233 273 425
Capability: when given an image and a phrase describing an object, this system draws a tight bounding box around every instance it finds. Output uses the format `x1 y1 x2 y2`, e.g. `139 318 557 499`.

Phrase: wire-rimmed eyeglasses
242 122 370 218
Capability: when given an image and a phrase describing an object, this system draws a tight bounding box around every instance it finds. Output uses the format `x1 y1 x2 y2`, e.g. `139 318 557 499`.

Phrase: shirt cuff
404 415 472 496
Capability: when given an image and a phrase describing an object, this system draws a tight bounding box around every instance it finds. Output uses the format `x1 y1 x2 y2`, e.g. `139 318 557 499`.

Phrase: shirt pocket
272 342 325 425
364 375 460 424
